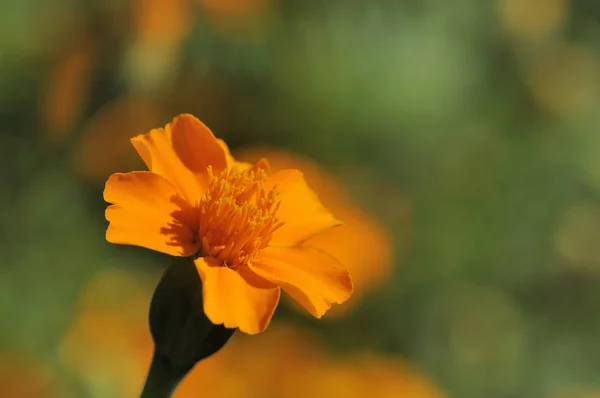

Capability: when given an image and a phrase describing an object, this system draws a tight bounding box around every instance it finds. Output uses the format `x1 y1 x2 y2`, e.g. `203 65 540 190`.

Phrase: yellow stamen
198 160 284 267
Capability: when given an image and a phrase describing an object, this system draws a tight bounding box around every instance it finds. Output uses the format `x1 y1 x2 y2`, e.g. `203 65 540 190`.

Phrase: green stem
140 352 183 398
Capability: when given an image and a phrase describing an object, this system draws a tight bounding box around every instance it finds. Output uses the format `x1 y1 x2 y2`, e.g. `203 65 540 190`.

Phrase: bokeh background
2 0 600 397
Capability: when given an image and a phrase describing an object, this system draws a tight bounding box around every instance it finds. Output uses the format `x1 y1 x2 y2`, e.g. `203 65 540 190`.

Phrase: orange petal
217 138 254 171
104 171 200 256
305 210 394 308
131 114 228 203
195 257 280 334
250 246 353 318
267 169 341 246
217 138 236 168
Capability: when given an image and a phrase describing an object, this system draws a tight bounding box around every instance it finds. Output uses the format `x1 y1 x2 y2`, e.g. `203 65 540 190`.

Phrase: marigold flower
103 113 353 334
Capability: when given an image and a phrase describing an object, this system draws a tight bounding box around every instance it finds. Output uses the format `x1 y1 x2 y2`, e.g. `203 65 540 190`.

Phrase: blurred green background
2 0 600 397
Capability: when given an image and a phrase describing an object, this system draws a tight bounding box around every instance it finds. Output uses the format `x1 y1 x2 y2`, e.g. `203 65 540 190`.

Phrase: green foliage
2 0 600 397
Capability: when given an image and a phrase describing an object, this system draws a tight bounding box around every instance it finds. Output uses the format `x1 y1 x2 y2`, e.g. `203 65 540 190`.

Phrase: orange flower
103 114 353 334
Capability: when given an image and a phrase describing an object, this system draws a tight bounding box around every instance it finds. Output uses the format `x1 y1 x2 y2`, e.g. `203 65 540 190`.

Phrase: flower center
198 160 283 267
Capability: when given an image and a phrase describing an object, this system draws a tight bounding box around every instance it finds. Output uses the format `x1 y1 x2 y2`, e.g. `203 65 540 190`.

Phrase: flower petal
217 138 235 168
130 114 228 202
217 138 253 171
195 258 280 334
267 170 341 246
104 171 200 256
250 246 353 318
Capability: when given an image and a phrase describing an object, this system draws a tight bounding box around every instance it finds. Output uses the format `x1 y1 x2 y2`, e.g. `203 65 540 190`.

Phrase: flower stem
140 352 183 398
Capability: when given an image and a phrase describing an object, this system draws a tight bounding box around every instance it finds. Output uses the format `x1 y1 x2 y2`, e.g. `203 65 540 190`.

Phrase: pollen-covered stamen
198 161 284 267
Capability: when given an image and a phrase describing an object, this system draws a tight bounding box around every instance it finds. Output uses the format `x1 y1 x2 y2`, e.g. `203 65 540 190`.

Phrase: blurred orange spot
499 0 570 39
351 357 446 398
236 147 398 315
526 42 599 116
127 0 193 91
199 0 278 43
78 267 152 318
41 45 94 142
132 0 193 46
177 325 321 397
74 96 162 181
556 202 600 270
62 267 446 398
0 353 62 398
549 386 600 398
179 326 446 398
60 268 155 397
201 0 269 15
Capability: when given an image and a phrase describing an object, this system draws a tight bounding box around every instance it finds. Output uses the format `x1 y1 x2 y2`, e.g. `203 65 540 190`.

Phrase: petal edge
250 246 353 318
267 169 342 246
104 171 199 256
130 114 227 202
195 258 281 334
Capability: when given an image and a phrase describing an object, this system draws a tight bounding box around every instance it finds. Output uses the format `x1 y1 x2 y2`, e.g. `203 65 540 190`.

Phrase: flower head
104 114 353 334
